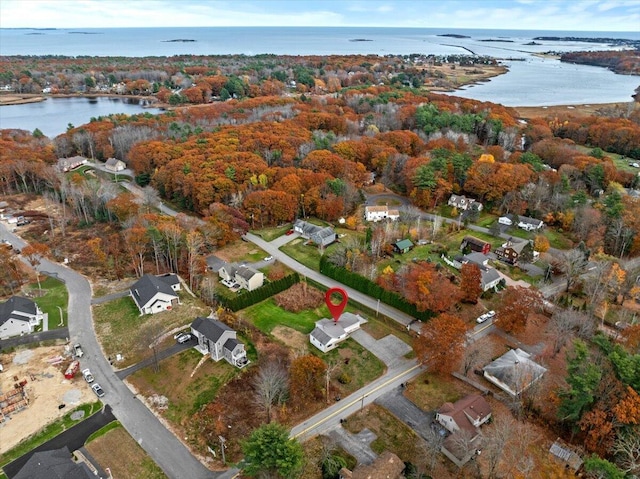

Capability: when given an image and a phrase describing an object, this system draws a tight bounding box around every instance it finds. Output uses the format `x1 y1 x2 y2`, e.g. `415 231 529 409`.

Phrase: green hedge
220 273 300 311
319 256 432 321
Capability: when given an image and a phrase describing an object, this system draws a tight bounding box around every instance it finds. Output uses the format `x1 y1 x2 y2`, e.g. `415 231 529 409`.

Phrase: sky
1 0 639 32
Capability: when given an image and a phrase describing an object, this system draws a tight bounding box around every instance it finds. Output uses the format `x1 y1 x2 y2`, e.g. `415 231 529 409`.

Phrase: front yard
92 293 209 367
27 277 68 330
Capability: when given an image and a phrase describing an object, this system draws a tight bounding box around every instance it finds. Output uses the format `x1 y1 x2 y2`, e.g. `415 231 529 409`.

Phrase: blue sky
1 0 639 31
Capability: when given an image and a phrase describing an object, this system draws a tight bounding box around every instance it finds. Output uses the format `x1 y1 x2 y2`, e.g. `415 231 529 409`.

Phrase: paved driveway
375 389 434 441
350 330 412 368
0 327 69 351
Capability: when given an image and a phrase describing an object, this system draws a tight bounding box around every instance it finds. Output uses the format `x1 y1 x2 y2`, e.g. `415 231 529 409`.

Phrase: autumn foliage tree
414 313 468 375
402 262 460 313
496 286 542 333
289 354 327 408
21 242 51 292
460 263 482 304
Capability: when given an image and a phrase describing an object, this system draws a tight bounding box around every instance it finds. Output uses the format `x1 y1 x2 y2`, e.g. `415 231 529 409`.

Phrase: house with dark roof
483 348 547 396
393 238 414 254
13 446 94 479
235 265 264 291
129 273 180 315
310 312 364 353
460 236 491 255
0 296 46 339
104 157 126 172
455 254 501 292
448 194 482 212
494 238 530 265
293 220 337 247
191 316 248 367
436 394 492 467
339 451 404 479
517 215 544 231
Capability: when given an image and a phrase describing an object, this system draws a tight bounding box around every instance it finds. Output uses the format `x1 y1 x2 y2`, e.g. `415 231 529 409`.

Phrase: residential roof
339 451 404 479
483 348 547 395
518 216 543 226
313 226 336 240
462 236 489 248
0 296 38 325
365 205 389 213
394 239 414 250
236 265 260 281
105 157 123 166
158 273 180 287
223 337 240 352
480 267 501 286
438 394 491 436
549 439 583 472
130 274 178 309
464 252 489 266
507 239 529 254
14 447 94 479
191 316 234 343
310 326 333 346
294 219 322 236
312 312 363 344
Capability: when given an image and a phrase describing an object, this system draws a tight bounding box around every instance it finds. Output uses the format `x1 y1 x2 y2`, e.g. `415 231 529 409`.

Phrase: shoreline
515 101 637 118
0 92 158 107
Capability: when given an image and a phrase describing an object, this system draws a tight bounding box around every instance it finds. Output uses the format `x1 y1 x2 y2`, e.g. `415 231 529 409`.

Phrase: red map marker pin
325 287 348 323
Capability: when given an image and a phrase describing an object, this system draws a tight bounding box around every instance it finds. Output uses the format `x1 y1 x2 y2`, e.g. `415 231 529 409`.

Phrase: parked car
285 229 294 235
91 383 105 398
176 332 192 344
486 310 496 319
82 368 94 383
264 256 273 261
476 311 496 324
73 343 84 358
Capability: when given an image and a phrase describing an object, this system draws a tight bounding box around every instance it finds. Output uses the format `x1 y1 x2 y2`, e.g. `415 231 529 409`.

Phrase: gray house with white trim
293 220 337 247
129 273 181 315
191 316 248 367
0 296 46 339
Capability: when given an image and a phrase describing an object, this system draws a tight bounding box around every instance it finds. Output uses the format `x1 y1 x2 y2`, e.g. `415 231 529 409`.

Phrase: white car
91 383 105 398
264 256 273 261
82 368 94 383
176 332 192 344
73 343 84 358
476 311 496 324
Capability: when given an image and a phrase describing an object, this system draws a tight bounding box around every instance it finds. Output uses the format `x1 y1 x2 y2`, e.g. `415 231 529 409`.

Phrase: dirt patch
214 241 256 262
0 344 95 454
85 425 167 479
0 94 46 106
271 326 308 355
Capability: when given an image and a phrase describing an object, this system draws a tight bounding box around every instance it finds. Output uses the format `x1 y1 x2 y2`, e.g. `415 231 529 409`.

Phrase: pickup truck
73 343 84 358
82 368 94 383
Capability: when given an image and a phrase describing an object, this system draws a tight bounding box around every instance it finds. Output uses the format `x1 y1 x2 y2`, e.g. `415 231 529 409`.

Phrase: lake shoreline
0 92 158 107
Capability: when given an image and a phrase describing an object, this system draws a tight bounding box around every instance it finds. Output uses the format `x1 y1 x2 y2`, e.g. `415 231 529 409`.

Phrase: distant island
349 39 373 42
437 34 470 39
162 39 197 43
534 36 640 49
69 32 103 35
524 41 542 46
480 39 514 43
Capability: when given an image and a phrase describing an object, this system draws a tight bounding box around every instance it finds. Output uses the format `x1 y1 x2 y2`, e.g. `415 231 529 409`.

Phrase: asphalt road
115 338 196 379
0 223 233 479
0 327 69 351
3 405 116 478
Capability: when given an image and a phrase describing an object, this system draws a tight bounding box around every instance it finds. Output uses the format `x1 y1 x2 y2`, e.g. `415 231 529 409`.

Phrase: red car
285 229 294 235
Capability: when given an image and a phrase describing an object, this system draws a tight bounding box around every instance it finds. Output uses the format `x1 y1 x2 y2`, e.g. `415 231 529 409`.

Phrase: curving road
0 223 234 479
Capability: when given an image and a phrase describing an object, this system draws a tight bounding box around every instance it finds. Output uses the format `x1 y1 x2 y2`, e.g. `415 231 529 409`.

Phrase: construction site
0 344 95 454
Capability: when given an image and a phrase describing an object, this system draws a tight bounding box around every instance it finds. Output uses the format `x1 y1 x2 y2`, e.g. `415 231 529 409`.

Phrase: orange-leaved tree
21 242 50 292
460 263 483 304
496 286 542 333
414 313 468 375
289 354 327 408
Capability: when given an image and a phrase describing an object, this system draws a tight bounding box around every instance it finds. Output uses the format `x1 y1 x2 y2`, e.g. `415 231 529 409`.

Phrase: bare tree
421 426 445 474
482 415 514 479
559 249 588 293
141 186 160 213
185 230 205 290
253 361 289 423
549 309 581 357
613 429 640 476
462 344 481 376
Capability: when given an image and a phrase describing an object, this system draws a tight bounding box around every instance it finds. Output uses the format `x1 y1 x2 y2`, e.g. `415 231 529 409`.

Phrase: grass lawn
27 277 68 330
543 228 574 250
127 348 240 425
320 339 386 394
404 372 475 411
280 238 325 270
85 423 166 479
251 224 292 242
343 404 425 466
0 402 102 469
574 144 637 173
241 297 331 334
92 293 209 368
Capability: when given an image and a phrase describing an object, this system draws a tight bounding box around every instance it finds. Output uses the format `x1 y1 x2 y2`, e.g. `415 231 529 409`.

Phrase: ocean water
1 27 639 135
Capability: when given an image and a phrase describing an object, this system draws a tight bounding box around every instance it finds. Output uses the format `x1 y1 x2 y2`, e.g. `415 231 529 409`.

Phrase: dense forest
561 49 640 76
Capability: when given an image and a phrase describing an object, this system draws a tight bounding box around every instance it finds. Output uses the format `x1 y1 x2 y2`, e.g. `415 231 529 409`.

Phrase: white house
129 273 181 315
483 348 547 396
517 216 544 231
0 296 46 339
56 156 87 173
448 194 482 212
104 158 126 172
191 316 248 367
498 216 513 226
364 205 400 222
309 312 364 353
